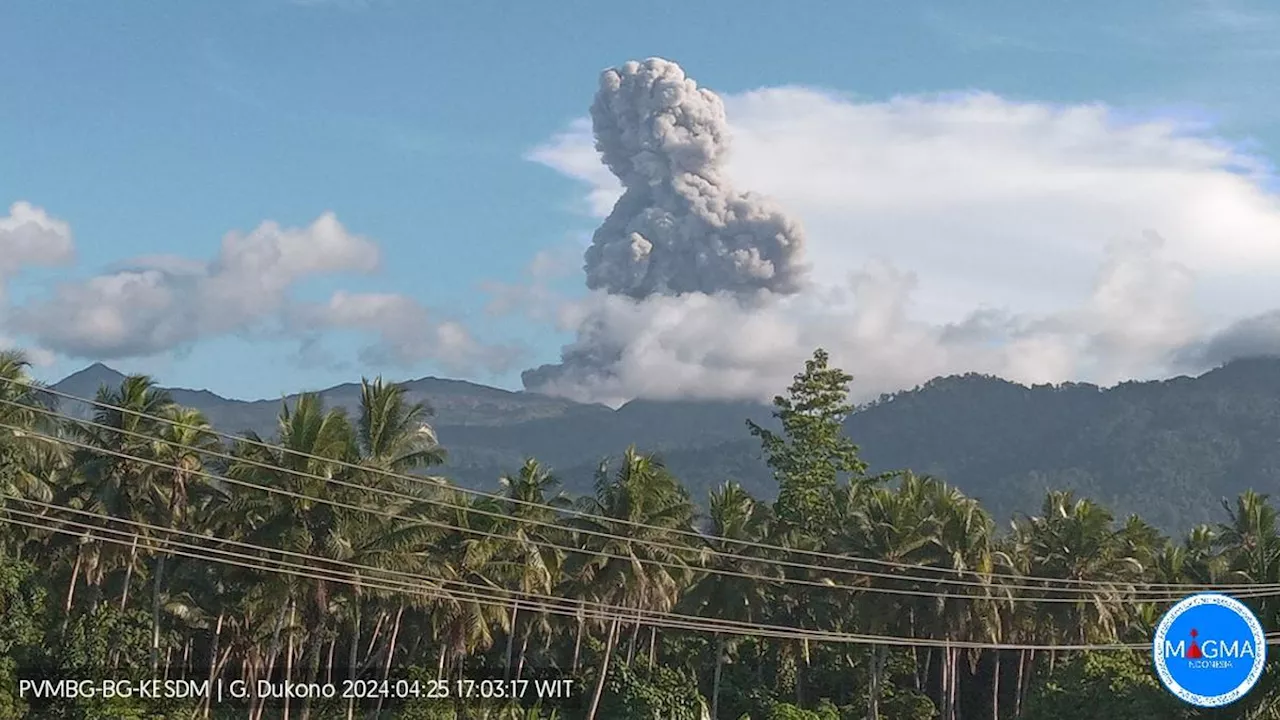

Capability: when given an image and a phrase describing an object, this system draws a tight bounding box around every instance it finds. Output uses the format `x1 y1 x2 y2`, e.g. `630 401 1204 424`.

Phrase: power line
1 381 1260 593
4 378 1195 589
0 417 1258 605
13 401 1206 598
2 505 1198 652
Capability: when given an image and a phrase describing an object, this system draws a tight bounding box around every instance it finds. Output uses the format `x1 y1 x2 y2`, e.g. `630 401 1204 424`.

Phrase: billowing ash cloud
583 58 807 299
521 308 627 402
516 63 1280 405
523 58 810 398
1172 311 1280 370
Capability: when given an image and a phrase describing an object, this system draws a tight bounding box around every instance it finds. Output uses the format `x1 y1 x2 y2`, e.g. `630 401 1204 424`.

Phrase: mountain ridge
47 357 1280 531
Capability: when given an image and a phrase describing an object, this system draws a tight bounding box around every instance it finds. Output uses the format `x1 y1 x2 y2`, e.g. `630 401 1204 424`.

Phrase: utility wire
1 381 1262 593
4 379 1205 590
7 401 1205 599
0 417 1259 605
2 505 1212 652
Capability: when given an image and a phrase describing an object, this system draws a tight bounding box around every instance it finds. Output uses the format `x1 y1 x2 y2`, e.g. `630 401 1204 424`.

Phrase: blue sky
5 0 1280 402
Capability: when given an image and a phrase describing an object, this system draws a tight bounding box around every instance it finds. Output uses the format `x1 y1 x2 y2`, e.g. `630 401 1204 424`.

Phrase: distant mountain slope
837 362 1280 531
51 363 614 435
48 357 1280 531
48 363 774 495
609 360 1280 531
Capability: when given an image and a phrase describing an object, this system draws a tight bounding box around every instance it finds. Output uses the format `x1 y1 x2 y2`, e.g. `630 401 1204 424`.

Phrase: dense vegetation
3 348 1280 718
60 357 1280 534
609 359 1280 533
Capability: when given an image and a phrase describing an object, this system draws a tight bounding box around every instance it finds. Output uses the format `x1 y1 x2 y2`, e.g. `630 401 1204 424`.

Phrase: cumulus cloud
0 202 75 279
522 236 1198 406
3 205 516 376
0 202 76 362
11 212 377 358
288 291 523 375
522 58 1280 405
481 247 578 321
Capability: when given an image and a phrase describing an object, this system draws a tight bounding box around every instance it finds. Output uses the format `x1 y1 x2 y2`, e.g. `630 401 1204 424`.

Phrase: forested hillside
53 357 1280 532
443 358 1280 533
4 347 1280 718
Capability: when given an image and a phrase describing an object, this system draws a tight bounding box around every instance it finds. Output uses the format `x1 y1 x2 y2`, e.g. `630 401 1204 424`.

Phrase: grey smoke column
584 57 807 298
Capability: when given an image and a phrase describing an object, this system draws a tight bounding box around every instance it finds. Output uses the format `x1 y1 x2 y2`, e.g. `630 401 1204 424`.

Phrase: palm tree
1013 492 1139 648
838 473 940 720
1213 492 1280 719
345 378 440 711
229 393 359 720
570 448 695 720
684 481 775 719
356 376 445 479
491 459 569 680
909 476 996 720
61 375 175 611
1218 492 1280 632
0 351 65 536
431 489 508 678
147 405 221 671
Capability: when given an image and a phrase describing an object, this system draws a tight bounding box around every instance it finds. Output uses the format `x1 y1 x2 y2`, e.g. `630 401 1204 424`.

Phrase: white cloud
481 246 579 321
526 87 1280 404
4 206 517 377
525 119 621 218
0 202 75 278
11 212 379 358
288 291 523 375
0 202 76 360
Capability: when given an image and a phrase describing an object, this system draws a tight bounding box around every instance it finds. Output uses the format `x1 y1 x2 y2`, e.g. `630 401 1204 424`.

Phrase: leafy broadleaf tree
747 348 869 536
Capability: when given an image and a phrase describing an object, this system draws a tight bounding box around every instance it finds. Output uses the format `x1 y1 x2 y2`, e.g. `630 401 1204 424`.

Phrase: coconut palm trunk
374 603 406 718
991 652 1000 720
346 591 362 720
868 644 886 720
711 634 726 720
516 633 530 681
941 643 953 720
150 553 167 673
119 535 138 610
1013 650 1025 718
586 616 621 720
202 613 224 719
64 543 84 614
505 602 519 680
572 611 585 673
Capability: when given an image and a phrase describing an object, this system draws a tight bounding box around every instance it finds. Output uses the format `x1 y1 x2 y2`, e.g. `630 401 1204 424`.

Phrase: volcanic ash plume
521 58 811 402
584 58 808 298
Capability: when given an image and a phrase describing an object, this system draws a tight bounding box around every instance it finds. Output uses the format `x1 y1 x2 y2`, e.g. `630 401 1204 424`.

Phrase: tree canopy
0 348 1274 719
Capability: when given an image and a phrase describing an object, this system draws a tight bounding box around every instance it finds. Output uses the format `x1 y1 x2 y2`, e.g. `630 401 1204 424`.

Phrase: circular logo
1153 593 1266 707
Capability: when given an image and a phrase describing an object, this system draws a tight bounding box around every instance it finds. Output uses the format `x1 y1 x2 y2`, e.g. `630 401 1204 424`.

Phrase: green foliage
391 700 462 720
747 348 868 532
878 686 935 720
31 604 186 720
53 604 154 676
714 668 779 720
0 555 44 720
0 554 46 656
760 700 840 720
18 350 1280 720
1023 651 1195 720
598 663 706 719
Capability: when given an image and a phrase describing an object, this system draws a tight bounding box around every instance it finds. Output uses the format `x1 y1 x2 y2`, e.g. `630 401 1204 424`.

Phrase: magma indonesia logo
1153 593 1267 707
